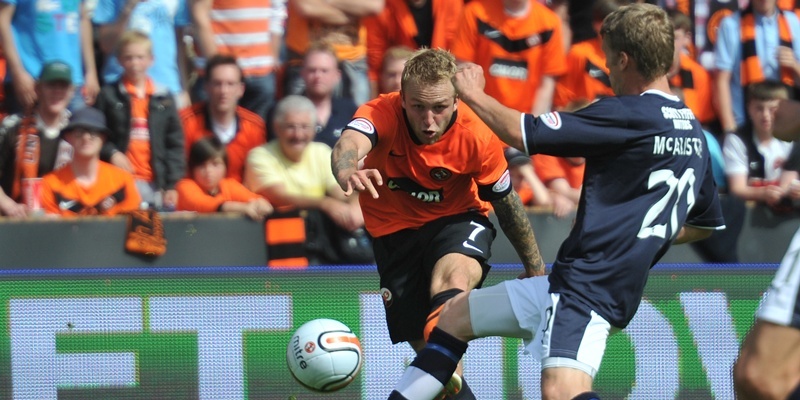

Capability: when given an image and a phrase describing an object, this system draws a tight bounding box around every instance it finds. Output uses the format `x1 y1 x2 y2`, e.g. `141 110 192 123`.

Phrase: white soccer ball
286 318 363 392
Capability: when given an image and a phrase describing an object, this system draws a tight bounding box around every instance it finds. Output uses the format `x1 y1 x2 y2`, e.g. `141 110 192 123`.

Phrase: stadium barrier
0 264 777 399
0 204 797 269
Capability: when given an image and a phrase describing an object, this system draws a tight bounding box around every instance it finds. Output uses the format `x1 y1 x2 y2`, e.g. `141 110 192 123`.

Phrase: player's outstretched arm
331 129 383 198
453 63 526 152
673 225 713 245
774 99 800 142
491 190 547 276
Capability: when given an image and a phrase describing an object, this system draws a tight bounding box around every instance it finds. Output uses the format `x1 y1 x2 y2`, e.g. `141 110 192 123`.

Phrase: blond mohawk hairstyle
400 48 457 92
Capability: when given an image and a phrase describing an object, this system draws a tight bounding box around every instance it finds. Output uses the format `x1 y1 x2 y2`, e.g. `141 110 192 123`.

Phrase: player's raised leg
390 277 549 400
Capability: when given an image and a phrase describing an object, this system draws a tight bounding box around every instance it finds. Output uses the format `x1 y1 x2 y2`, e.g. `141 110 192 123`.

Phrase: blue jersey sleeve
522 97 633 157
686 155 726 229
92 0 122 24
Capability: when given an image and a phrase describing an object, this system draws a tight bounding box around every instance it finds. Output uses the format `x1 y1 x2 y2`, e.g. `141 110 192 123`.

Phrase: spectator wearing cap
504 146 552 208
40 107 141 217
0 0 99 114
0 61 76 217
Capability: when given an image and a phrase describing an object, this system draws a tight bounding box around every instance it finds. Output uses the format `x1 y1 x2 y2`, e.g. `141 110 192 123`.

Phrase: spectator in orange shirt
364 0 462 93
40 107 141 217
667 9 718 131
180 55 266 182
283 0 384 106
552 0 619 110
533 99 589 218
378 46 414 95
95 31 185 211
451 0 567 115
177 136 272 220
504 146 551 208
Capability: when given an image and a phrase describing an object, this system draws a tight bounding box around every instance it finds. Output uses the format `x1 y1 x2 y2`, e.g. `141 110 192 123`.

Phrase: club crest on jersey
541 112 562 130
380 287 393 307
430 167 452 181
347 118 375 135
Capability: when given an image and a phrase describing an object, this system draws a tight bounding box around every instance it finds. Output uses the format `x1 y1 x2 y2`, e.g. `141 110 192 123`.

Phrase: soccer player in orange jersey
332 48 544 400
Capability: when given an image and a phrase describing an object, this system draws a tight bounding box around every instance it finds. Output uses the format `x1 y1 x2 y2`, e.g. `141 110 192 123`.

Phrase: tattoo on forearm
332 148 358 178
492 191 546 274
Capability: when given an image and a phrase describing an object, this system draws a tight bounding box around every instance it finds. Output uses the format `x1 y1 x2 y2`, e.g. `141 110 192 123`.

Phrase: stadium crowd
0 0 799 265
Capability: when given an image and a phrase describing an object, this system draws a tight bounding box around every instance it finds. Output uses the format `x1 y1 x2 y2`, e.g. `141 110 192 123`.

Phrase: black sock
572 392 601 400
411 327 468 384
389 327 469 400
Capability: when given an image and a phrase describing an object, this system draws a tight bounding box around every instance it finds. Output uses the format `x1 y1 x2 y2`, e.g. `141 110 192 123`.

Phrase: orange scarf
740 9 795 86
11 114 40 201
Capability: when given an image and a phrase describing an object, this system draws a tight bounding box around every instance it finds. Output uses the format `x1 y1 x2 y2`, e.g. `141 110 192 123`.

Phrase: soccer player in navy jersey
387 4 726 400
734 98 800 399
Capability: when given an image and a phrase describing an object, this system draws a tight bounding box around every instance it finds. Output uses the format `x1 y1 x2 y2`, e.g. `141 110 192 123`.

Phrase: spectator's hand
82 72 100 106
110 152 135 174
453 63 486 102
176 91 191 110
778 46 798 70
322 198 360 232
341 168 383 198
12 71 37 112
0 197 28 218
162 189 178 210
253 197 274 216
551 193 576 219
764 185 785 206
242 198 273 220
789 180 800 200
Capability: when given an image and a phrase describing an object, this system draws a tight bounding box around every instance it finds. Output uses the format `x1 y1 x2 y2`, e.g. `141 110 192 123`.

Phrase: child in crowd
94 30 185 211
176 137 272 220
723 81 800 209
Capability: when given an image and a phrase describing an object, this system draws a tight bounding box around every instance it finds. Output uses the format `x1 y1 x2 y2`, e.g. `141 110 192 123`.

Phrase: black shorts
373 212 495 344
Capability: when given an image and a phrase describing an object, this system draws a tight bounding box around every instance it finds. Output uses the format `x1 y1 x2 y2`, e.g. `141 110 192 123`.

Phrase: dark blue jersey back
522 90 725 328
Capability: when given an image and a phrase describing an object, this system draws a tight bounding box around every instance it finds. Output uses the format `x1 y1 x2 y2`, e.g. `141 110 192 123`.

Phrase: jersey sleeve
176 178 226 213
521 97 632 157
115 172 143 214
223 179 260 202
345 97 396 147
721 133 748 176
40 173 60 215
685 156 726 230
475 134 512 201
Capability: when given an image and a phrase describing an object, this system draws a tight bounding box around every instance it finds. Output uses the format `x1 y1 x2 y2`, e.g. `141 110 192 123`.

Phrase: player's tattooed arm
331 129 383 198
491 190 547 276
